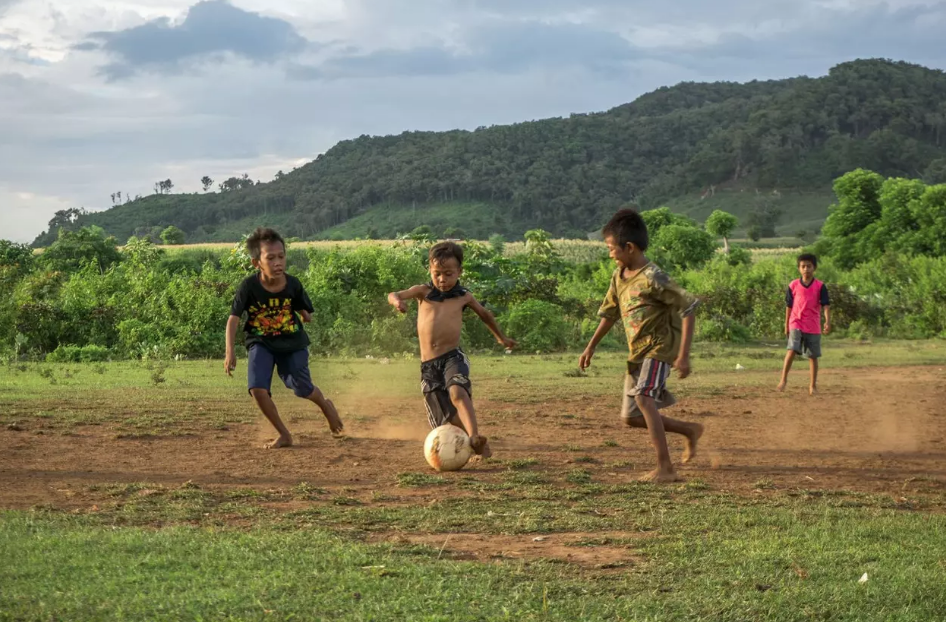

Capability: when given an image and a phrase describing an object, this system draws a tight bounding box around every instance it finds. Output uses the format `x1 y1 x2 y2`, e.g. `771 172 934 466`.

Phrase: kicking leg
249 388 292 448
448 385 490 458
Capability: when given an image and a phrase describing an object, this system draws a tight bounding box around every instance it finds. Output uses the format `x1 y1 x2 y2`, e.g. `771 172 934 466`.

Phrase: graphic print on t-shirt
246 297 301 338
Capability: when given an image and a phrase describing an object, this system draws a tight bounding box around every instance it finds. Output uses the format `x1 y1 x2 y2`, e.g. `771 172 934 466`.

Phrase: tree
160 226 186 245
201 176 214 192
651 224 716 271
39 226 121 273
704 210 738 253
443 226 465 239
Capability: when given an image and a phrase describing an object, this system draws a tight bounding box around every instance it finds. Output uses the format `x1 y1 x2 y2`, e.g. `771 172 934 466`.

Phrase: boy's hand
785 325 790 337
300 310 312 323
224 351 237 377
388 293 407 314
673 355 691 379
500 337 517 350
824 322 832 335
579 347 595 370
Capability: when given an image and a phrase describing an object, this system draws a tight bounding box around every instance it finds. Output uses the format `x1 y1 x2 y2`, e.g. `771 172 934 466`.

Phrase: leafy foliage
32 60 946 245
819 169 946 268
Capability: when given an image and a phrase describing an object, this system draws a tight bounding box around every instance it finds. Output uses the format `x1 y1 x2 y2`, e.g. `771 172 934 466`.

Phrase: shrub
501 299 574 353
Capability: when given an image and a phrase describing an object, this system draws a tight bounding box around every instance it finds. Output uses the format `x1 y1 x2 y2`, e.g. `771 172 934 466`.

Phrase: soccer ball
423 425 473 471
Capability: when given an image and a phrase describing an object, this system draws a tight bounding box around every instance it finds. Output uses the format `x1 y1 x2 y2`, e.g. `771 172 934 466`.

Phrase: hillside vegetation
33 59 946 245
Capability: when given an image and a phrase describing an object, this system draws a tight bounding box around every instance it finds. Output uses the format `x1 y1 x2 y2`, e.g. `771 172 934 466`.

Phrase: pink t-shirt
786 278 829 334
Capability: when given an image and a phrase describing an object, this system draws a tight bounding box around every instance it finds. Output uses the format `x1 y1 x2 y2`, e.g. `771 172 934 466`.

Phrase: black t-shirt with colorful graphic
230 274 314 353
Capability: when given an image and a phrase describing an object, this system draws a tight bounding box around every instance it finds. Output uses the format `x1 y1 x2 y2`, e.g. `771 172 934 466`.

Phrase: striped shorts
621 358 677 420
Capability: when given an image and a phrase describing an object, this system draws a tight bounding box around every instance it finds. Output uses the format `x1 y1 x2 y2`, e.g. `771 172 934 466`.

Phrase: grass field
2 340 945 620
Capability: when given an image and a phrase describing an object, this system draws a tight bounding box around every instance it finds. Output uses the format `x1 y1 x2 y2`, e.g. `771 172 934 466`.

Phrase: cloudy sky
2 0 945 242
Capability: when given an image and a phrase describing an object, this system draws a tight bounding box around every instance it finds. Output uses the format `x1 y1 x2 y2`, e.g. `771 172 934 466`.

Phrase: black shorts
420 348 472 428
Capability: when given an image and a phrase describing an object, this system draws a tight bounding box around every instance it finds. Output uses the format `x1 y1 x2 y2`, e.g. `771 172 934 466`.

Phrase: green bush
501 300 574 353
47 344 110 362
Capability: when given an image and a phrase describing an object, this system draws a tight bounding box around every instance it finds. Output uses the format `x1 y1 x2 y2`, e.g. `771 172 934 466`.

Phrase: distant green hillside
33 59 946 245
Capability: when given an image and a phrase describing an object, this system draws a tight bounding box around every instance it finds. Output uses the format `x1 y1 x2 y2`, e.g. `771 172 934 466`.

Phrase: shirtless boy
387 241 516 458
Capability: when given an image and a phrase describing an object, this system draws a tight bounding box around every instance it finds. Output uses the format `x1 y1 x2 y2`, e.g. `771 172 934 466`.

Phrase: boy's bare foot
809 386 817 396
682 423 704 464
776 381 787 392
322 399 344 435
470 435 492 459
639 468 682 483
265 434 293 449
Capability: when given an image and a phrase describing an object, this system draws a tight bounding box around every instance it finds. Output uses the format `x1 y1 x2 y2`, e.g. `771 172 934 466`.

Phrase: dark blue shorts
247 345 315 398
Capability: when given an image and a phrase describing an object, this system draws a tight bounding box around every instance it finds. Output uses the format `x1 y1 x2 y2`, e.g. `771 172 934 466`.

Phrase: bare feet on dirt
682 423 704 464
470 435 492 459
776 381 787 392
639 468 682 483
809 386 818 396
322 400 345 436
265 434 293 449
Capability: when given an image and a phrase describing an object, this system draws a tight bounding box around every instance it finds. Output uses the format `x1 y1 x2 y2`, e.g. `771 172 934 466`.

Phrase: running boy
387 241 516 459
225 227 343 448
777 253 831 395
579 208 704 483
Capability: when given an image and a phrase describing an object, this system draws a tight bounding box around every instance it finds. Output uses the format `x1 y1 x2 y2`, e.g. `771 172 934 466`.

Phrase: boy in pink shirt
777 253 832 395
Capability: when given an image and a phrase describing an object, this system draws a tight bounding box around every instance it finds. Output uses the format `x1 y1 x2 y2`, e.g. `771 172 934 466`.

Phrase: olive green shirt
597 262 699 364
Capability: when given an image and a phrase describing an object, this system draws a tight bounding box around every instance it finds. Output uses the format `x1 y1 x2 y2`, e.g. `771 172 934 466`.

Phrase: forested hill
34 59 946 245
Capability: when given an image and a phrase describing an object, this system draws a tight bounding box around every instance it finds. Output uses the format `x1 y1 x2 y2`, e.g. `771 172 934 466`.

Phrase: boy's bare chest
418 298 466 322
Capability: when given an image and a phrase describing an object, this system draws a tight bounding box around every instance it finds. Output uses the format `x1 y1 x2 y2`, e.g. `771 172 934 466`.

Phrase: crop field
2 341 945 620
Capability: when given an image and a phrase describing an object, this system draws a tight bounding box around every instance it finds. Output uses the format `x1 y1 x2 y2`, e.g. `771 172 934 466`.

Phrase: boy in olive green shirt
580 208 704 483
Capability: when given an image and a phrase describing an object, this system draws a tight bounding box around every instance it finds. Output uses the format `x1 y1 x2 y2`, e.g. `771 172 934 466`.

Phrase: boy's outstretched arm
387 285 428 313
823 305 832 335
224 315 240 376
467 297 517 349
579 317 616 370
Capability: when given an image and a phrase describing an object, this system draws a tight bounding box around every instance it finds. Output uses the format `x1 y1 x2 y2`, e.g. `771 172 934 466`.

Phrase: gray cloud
85 0 308 79
294 20 639 80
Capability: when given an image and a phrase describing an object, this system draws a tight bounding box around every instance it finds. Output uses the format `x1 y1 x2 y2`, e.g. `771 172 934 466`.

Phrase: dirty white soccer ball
423 425 473 471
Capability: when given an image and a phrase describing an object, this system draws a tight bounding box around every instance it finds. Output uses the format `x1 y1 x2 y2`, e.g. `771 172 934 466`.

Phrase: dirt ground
3 366 945 511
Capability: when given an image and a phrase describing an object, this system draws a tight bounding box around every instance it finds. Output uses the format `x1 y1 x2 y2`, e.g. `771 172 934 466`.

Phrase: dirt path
2 366 946 510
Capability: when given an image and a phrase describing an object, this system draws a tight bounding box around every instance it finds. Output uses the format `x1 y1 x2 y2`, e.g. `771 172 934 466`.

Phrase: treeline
5 170 946 361
33 59 946 246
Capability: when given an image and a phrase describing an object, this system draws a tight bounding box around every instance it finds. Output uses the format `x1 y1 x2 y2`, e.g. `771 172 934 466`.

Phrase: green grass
666 186 835 237
3 343 946 620
3 490 946 621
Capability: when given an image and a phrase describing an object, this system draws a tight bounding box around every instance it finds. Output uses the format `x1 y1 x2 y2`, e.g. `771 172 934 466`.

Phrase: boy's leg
634 395 680 483
305 386 344 434
444 350 490 458
278 349 344 434
247 345 292 448
249 388 293 448
623 363 702 465
626 416 703 464
804 333 822 395
447 385 490 458
777 351 795 392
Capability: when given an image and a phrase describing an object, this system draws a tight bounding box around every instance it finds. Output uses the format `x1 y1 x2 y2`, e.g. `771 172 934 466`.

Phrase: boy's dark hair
429 241 464 267
246 227 286 261
602 208 649 251
797 253 818 268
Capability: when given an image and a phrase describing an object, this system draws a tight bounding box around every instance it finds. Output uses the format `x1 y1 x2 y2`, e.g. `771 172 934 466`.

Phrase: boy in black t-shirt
225 228 343 448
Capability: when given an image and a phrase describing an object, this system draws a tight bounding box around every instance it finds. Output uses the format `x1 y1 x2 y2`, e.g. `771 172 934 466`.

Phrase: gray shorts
621 359 677 421
787 330 822 359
